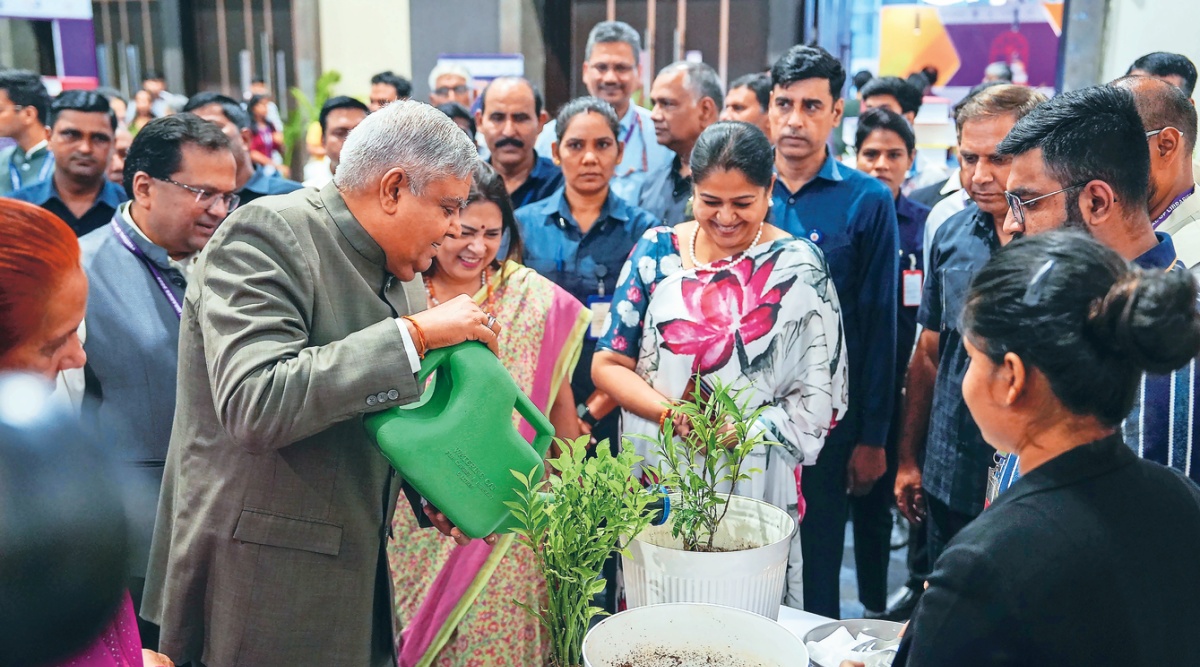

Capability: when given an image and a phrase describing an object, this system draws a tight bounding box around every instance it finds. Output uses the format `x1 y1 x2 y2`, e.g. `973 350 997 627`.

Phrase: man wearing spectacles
428 62 476 108
7 90 127 235
1112 75 1200 269
69 114 237 650
0 69 52 195
535 21 676 205
989 84 1200 490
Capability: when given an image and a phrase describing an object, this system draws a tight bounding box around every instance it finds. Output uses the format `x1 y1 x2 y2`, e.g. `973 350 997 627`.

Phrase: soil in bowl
612 646 774 667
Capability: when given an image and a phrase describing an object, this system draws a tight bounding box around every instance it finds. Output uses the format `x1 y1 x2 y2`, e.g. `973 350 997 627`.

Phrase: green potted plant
506 436 658 667
624 376 797 619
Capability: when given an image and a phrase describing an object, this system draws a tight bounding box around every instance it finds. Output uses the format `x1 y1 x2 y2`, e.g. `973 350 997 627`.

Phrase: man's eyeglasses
433 85 469 96
1004 182 1089 227
1146 126 1179 139
156 177 240 212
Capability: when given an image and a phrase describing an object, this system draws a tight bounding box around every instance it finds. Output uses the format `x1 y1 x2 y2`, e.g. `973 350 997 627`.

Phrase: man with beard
77 114 237 646
477 76 561 208
7 91 126 236
990 84 1200 489
535 20 674 204
183 92 303 206
893 84 1045 612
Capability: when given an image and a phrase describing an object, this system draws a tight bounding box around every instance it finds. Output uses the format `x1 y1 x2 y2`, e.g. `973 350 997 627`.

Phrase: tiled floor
838 514 912 619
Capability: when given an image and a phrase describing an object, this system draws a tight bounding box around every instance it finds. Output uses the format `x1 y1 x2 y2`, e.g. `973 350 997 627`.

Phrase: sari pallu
389 261 590 667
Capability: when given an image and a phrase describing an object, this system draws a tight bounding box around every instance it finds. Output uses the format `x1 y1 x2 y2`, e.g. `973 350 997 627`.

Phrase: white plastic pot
622 494 795 619
582 602 809 667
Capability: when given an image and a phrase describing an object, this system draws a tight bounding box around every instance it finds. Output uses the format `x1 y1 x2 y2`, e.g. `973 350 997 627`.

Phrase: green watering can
364 341 554 539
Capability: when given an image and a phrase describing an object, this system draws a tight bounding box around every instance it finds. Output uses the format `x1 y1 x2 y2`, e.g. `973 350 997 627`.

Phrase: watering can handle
514 383 555 457
415 344 456 386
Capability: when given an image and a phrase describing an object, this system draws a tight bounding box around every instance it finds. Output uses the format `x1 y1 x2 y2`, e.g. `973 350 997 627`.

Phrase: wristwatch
578 403 599 428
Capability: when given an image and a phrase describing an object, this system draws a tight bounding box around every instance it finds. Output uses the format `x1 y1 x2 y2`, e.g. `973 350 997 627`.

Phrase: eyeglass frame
1145 126 1179 139
1004 181 1091 228
154 176 240 212
433 84 470 96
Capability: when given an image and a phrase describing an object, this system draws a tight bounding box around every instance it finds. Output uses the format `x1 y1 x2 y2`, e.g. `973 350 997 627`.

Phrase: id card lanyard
587 265 611 339
109 219 184 319
901 253 923 308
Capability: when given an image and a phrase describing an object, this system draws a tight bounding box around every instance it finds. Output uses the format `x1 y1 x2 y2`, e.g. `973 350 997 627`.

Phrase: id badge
587 295 612 340
902 269 924 308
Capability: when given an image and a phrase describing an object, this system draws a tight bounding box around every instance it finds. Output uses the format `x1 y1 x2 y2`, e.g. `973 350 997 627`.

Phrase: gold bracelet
401 316 428 359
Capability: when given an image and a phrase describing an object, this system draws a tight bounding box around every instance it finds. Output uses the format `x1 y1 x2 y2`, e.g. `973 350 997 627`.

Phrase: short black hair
860 76 923 115
690 121 774 189
855 107 915 155
479 76 544 116
436 101 476 138
370 71 413 99
554 96 620 143
964 229 1200 426
143 70 164 81
770 45 846 100
852 69 874 91
1127 52 1198 97
319 95 370 135
182 92 251 131
251 77 266 86
1111 75 1199 154
49 91 116 131
996 85 1149 218
0 70 51 124
728 73 772 112
122 113 231 200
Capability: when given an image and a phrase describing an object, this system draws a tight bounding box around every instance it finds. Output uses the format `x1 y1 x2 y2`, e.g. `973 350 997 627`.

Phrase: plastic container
582 602 809 667
622 494 795 619
364 342 554 539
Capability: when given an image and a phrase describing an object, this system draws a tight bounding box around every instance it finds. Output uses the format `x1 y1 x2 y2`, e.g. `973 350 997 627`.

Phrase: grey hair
585 21 642 61
658 61 725 109
427 62 475 91
334 99 477 195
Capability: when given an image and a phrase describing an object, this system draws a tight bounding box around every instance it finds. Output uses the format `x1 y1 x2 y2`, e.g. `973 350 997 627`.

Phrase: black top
895 433 1200 666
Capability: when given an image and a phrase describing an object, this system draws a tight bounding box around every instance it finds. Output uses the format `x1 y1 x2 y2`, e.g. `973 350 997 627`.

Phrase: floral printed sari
389 261 589 667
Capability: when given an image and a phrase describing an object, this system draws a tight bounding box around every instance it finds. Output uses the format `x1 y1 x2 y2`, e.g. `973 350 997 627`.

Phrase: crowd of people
1 16 1200 667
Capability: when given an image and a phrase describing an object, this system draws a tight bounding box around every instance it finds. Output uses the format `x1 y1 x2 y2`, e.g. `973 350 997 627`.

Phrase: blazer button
376 391 388 403
387 389 399 400
366 395 377 407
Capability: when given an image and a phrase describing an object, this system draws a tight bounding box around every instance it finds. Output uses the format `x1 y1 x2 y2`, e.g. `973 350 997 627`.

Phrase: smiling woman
391 160 591 667
592 120 848 607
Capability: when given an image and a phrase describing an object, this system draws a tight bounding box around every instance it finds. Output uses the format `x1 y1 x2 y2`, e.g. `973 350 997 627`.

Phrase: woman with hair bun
891 229 1200 667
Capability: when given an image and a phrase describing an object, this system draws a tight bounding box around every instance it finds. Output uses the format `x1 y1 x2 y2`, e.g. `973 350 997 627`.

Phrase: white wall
318 0 413 100
1102 0 1200 83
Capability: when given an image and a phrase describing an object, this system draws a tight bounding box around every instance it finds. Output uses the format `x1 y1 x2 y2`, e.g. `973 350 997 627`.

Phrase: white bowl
582 602 810 667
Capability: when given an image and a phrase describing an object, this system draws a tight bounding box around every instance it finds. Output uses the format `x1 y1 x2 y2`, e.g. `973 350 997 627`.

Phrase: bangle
658 407 673 433
401 316 428 359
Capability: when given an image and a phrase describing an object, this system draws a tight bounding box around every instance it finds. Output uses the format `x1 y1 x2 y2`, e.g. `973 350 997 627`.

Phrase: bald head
477 76 548 171
1113 74 1198 153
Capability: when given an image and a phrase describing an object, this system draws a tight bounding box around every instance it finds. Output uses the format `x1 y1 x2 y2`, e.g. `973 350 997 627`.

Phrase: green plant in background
651 375 775 552
282 69 341 168
507 436 656 667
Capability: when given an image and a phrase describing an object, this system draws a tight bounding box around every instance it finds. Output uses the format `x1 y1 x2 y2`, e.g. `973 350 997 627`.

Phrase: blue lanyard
109 219 184 319
618 111 649 176
1152 186 1195 229
9 151 54 190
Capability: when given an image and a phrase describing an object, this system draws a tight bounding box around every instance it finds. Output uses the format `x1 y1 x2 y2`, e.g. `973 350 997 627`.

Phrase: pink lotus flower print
657 250 796 375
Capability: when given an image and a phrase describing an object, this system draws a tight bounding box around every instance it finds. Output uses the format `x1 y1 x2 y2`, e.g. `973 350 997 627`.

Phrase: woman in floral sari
593 121 848 606
389 161 590 667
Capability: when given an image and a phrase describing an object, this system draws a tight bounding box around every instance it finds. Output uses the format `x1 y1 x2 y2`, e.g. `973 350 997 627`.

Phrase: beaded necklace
424 266 496 310
688 221 765 272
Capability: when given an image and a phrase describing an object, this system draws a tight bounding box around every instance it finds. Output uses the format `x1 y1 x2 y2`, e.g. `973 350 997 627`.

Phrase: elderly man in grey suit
142 100 501 667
